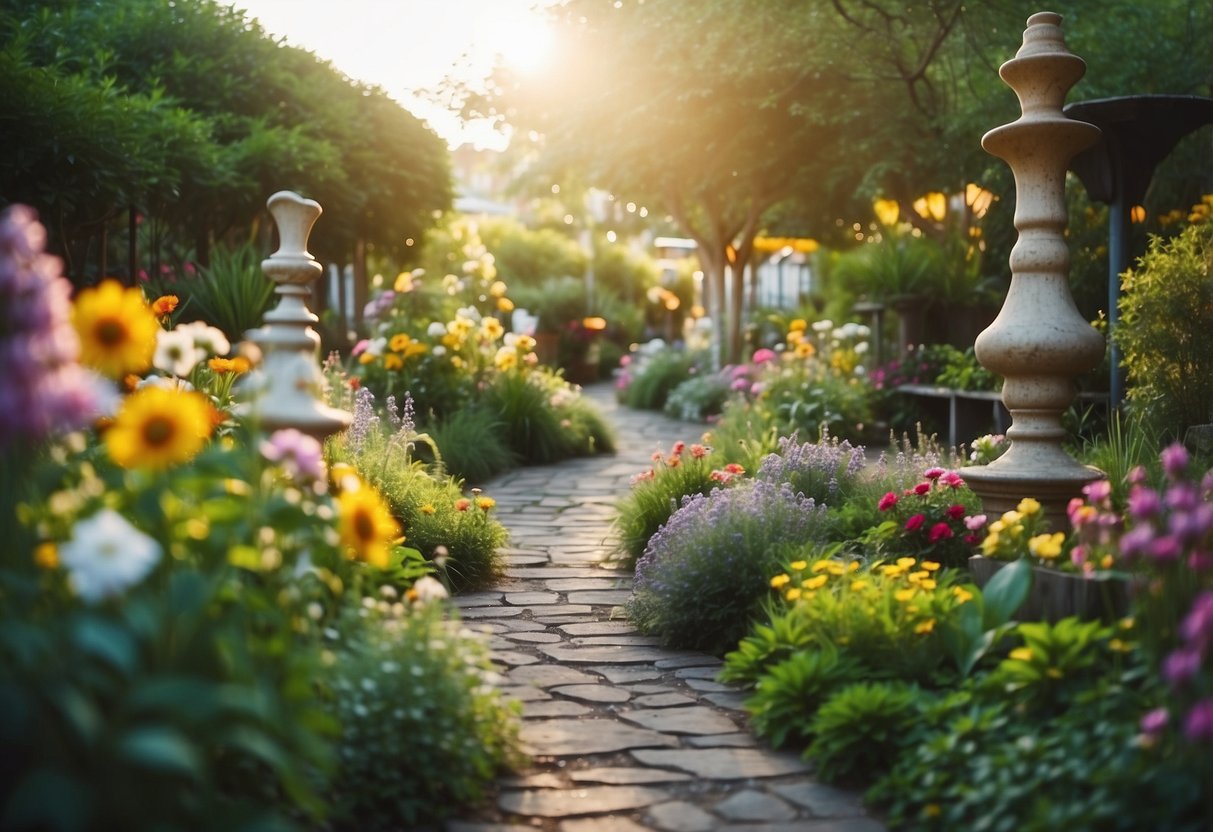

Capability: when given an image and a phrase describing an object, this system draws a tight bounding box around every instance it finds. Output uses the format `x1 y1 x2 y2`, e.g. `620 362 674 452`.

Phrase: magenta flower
1140 707 1170 738
1149 535 1182 565
878 492 898 512
1180 591 1213 648
924 467 945 480
913 482 931 496
928 522 954 543
1082 479 1112 504
260 428 325 482
904 513 926 532
1189 551 1213 573
946 504 966 520
1163 648 1202 687
752 348 776 364
1161 443 1189 480
1127 486 1162 521
940 471 965 488
1182 699 1213 743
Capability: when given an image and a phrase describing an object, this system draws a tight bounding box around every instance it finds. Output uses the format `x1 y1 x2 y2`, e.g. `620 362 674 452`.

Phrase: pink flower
928 522 954 543
1140 707 1170 739
260 428 325 482
752 348 777 364
690 444 708 459
904 514 926 532
964 514 987 531
878 492 899 512
1163 648 1202 687
924 467 945 480
1083 479 1112 504
351 339 370 356
1183 699 1213 743
940 471 965 488
672 441 686 456
1162 443 1189 480
913 482 931 496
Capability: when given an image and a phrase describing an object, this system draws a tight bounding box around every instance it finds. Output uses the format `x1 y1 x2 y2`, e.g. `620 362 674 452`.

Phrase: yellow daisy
104 386 213 470
73 280 158 378
337 483 401 569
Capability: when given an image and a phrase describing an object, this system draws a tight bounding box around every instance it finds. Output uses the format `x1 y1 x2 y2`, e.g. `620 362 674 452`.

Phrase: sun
490 12 554 75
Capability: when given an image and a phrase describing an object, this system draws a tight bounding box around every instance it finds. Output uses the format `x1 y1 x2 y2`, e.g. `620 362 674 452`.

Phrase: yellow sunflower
336 484 401 569
105 386 214 470
73 280 158 379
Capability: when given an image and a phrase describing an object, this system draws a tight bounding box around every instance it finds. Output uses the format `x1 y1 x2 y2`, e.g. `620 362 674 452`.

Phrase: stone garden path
444 384 887 832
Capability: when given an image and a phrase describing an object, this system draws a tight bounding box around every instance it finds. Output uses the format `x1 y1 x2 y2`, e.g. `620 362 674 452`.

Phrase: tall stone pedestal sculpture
245 190 351 439
964 11 1105 530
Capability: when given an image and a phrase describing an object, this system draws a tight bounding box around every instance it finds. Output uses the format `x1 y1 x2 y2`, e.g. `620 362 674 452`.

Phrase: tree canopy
464 0 1213 363
0 0 453 281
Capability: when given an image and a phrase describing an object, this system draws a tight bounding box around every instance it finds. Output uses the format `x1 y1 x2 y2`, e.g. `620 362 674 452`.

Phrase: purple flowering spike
1127 486 1162 521
1182 699 1213 743
1161 443 1189 480
1163 648 1203 688
1179 591 1213 648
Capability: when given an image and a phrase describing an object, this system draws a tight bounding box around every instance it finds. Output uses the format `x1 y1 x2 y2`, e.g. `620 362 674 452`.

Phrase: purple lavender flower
347 386 377 451
1127 486 1162 521
1182 699 1213 743
1140 707 1170 738
0 205 103 449
756 432 866 505
1119 525 1155 562
1149 534 1183 565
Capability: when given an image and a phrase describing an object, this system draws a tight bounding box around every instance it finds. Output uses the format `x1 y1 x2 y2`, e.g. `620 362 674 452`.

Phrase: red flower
946 504 967 520
672 441 686 456
928 522 954 543
724 463 745 475
878 492 899 512
905 513 926 532
455 498 471 512
914 482 931 496
924 467 945 480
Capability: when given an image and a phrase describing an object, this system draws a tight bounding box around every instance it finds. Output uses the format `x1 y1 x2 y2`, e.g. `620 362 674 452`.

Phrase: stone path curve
445 384 887 832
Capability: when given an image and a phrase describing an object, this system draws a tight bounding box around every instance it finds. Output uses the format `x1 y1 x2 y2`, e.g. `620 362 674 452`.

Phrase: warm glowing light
965 183 995 219
606 230 617 243
913 192 947 222
493 14 554 75
873 198 900 226
582 316 608 331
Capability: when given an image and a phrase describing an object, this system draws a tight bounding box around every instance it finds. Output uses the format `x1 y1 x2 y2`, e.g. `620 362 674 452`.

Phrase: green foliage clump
321 600 522 830
743 646 867 749
619 346 698 411
428 408 518 485
1116 217 1213 439
663 372 733 422
144 242 276 343
484 370 615 465
807 681 923 783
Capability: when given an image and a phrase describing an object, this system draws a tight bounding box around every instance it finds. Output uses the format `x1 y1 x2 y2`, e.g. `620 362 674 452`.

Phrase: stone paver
444 384 884 832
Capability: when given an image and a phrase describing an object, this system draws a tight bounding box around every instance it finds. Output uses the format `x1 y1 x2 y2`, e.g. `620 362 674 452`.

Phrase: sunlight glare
490 13 554 75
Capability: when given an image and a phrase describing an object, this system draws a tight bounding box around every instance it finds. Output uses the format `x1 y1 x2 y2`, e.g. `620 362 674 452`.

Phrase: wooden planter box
969 555 1130 622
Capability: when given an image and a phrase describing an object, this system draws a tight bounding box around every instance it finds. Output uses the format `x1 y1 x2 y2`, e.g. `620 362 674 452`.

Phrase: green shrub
611 441 726 568
621 346 697 410
1116 217 1213 439
806 681 924 783
743 646 867 749
663 372 733 422
322 599 522 830
483 370 608 465
627 480 832 654
145 242 277 343
429 407 517 484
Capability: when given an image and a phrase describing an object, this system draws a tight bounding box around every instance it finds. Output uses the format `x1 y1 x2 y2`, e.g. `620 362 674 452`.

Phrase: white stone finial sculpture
245 190 351 439
964 11 1106 529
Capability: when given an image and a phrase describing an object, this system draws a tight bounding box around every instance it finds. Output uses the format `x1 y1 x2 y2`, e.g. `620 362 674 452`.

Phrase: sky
221 0 556 149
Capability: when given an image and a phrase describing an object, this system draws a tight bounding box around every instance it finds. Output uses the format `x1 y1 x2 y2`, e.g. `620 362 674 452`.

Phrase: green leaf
117 726 202 780
981 558 1032 629
1 769 93 832
69 615 138 677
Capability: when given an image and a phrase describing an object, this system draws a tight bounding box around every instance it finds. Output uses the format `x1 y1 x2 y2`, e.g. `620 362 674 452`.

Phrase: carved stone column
964 11 1105 530
245 190 351 440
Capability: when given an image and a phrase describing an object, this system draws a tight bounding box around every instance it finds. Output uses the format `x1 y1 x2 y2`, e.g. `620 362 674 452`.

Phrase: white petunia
410 575 449 605
153 328 206 377
59 509 162 603
811 319 834 333
175 321 231 357
427 321 447 337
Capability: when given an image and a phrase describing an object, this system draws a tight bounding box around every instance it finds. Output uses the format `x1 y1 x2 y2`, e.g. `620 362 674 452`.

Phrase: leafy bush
144 242 277 343
743 646 867 749
321 599 521 830
483 369 615 465
627 480 832 654
1116 217 1213 439
619 345 697 410
863 465 983 569
807 681 923 783
428 407 517 484
663 372 733 421
611 441 740 568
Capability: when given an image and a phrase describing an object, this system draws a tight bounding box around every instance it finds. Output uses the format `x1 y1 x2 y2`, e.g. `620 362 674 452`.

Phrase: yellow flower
1000 510 1022 526
789 318 807 332
919 579 937 590
73 280 158 378
908 570 929 583
897 557 917 569
494 347 519 371
803 574 828 590
514 334 537 352
812 561 834 573
489 280 508 298
921 561 941 572
337 483 401 569
794 341 815 358
953 586 974 604
394 271 416 292
420 503 437 515
785 588 802 602
1108 638 1131 653
825 561 846 576
1009 647 1033 662
359 352 376 365
850 580 869 592
105 386 213 470
34 542 58 569
847 561 860 572
914 619 936 634
476 496 496 511
151 295 179 316
789 560 808 571
390 333 412 352
980 531 1001 556
481 317 504 341
770 574 791 589
924 804 941 819
383 354 404 370
208 356 250 375
895 588 916 602
451 356 465 369
881 564 906 577
497 297 515 313
1017 497 1042 517
1029 532 1065 560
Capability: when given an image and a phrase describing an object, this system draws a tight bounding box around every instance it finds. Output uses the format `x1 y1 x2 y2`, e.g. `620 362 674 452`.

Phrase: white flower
135 375 194 392
456 305 482 323
59 509 162 603
854 341 869 354
153 328 206 377
432 345 447 357
812 319 834 333
427 321 447 337
366 336 387 357
175 321 231 357
410 575 449 605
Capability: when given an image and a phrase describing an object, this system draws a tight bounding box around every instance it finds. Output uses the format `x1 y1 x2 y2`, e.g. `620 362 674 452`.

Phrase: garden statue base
969 555 1128 622
965 454 1102 535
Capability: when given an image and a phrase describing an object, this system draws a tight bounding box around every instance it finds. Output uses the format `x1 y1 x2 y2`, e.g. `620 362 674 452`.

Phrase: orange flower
455 498 471 512
151 295 179 317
